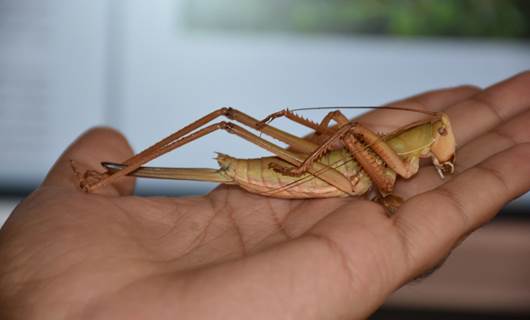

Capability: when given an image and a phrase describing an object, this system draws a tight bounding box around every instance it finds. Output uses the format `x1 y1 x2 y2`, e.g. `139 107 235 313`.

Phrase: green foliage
184 0 530 38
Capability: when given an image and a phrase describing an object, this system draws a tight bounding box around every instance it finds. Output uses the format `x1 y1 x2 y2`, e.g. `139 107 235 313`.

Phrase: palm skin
1 72 530 320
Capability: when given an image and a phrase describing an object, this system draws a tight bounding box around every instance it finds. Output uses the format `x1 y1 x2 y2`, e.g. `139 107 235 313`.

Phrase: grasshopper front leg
268 109 456 196
266 110 399 194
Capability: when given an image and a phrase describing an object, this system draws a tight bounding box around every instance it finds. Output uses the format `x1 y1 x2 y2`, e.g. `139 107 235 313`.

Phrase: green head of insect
430 113 456 179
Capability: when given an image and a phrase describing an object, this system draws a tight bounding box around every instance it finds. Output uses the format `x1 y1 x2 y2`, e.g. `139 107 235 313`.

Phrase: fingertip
480 70 530 106
66 126 133 165
74 126 133 156
410 84 481 108
42 126 135 195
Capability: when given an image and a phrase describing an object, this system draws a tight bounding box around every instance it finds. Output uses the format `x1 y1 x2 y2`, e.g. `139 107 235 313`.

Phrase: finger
42 127 135 195
443 71 530 146
394 143 530 277
396 108 530 198
362 71 530 146
358 84 480 131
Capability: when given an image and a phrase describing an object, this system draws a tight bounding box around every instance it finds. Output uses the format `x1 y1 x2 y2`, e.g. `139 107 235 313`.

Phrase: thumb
42 127 135 195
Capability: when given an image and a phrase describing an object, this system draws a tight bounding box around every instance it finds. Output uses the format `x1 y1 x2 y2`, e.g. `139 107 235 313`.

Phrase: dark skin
1 72 530 320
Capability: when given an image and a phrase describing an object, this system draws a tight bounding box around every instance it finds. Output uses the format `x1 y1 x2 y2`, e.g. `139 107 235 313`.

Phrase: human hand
0 72 529 320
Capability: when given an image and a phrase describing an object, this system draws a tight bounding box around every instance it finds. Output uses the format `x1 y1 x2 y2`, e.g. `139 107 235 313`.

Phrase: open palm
1 72 529 320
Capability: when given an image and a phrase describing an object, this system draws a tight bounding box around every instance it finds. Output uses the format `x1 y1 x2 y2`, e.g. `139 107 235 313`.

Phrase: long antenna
290 105 437 116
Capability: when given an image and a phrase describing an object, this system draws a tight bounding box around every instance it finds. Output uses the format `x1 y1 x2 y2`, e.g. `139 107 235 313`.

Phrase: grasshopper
79 107 456 210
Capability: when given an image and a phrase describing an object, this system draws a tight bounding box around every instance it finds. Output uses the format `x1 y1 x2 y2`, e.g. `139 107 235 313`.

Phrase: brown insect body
85 107 456 208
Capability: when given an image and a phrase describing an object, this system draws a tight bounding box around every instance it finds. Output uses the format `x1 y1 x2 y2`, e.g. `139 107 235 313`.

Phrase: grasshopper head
430 113 456 178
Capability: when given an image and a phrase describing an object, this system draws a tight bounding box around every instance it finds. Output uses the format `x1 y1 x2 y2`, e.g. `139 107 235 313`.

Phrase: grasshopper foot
70 160 109 192
375 194 403 216
80 170 109 191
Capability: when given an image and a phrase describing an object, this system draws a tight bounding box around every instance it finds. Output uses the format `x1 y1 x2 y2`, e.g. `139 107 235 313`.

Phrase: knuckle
454 84 482 94
85 126 124 139
470 95 505 122
474 164 510 194
83 127 130 147
492 128 519 147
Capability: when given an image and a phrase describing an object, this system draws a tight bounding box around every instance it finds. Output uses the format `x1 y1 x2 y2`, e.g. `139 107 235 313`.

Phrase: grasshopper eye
438 127 448 136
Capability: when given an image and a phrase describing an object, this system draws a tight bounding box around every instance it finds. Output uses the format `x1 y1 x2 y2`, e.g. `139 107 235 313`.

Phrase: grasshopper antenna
290 105 438 116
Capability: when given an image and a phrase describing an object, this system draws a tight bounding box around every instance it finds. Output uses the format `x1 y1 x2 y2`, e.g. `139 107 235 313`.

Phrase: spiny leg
266 110 352 177
259 108 353 146
270 123 353 177
315 110 350 133
222 123 355 195
265 110 398 195
292 110 399 194
261 114 403 211
259 109 323 133
81 107 325 191
260 109 420 211
259 108 354 134
226 108 319 154
259 109 425 180
272 110 424 189
349 123 420 179
86 121 356 195
80 108 230 190
271 127 396 195
341 133 396 195
278 122 402 212
122 108 228 166
82 121 222 191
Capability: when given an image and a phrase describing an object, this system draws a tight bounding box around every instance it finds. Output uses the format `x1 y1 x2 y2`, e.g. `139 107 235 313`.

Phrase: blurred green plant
183 0 530 38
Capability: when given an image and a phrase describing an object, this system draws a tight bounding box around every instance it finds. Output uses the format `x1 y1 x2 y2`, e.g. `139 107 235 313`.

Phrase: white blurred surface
0 0 108 186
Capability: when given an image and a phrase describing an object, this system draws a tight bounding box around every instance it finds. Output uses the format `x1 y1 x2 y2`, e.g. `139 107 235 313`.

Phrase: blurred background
1 0 529 318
